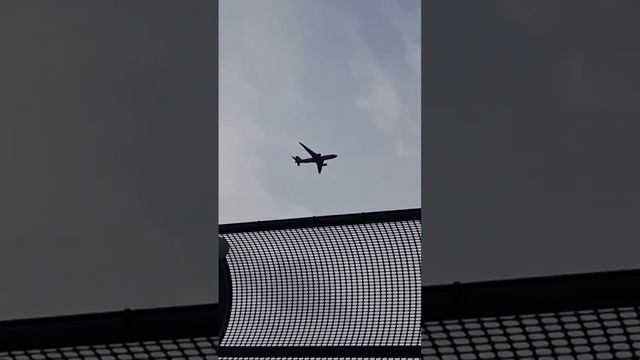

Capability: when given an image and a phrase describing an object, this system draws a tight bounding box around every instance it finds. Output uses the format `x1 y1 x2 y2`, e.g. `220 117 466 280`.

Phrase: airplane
292 142 338 174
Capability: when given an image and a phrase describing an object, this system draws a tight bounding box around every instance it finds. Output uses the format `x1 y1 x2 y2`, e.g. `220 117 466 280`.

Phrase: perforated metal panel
0 304 221 360
5 209 640 360
221 220 422 348
422 306 640 360
0 337 219 359
0 210 422 360
421 269 640 360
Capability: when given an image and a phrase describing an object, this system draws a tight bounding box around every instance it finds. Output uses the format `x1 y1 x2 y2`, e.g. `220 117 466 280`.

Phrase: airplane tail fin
292 156 301 166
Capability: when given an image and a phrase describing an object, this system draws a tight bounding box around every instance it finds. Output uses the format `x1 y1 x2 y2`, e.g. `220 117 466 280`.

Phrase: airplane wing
316 161 323 174
299 142 318 157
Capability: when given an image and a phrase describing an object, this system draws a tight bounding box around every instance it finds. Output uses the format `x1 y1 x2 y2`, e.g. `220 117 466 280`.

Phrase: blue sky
220 0 420 223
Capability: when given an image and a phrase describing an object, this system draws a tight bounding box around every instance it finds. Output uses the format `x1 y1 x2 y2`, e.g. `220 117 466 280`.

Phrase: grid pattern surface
422 306 640 360
221 220 422 347
0 337 219 360
220 358 421 360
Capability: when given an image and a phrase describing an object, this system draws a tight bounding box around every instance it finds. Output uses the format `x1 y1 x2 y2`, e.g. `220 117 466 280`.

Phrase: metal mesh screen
0 210 421 360
5 208 640 360
221 220 422 348
421 306 640 360
0 337 219 360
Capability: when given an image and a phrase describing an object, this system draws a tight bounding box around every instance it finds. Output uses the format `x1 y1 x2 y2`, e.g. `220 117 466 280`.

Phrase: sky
0 1 217 320
219 0 421 224
423 1 640 285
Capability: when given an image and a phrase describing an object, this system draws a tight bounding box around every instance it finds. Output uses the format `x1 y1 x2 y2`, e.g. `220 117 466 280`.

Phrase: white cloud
219 99 312 223
381 0 421 74
219 1 311 223
352 58 402 134
396 139 410 158
347 0 421 158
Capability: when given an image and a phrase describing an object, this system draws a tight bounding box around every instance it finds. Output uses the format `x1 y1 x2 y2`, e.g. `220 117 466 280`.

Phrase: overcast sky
219 0 421 224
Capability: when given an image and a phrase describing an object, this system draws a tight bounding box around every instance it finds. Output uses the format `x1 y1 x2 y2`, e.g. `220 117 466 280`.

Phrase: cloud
381 0 421 74
218 110 312 223
352 56 403 134
396 139 410 158
219 1 311 223
347 0 420 158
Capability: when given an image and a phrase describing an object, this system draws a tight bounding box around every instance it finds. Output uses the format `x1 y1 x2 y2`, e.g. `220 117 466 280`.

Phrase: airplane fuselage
292 142 338 174
296 154 337 164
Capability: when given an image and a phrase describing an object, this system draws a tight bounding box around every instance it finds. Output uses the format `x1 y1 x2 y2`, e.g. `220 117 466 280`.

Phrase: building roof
2 208 640 359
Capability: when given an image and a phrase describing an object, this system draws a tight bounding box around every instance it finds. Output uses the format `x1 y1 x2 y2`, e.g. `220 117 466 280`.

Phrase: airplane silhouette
292 142 338 174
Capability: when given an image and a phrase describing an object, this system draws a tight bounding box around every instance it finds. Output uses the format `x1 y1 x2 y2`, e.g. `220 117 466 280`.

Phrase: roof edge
423 267 640 321
0 304 220 353
220 208 421 234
